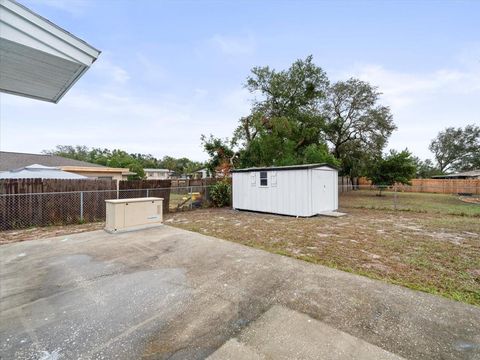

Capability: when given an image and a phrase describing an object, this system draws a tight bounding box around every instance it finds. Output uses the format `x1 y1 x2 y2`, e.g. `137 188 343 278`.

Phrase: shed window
260 171 268 186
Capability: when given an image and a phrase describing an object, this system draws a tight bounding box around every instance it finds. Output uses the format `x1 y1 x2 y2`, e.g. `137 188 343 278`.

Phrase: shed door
312 169 335 212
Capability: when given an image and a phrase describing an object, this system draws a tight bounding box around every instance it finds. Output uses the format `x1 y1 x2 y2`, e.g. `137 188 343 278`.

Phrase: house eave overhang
0 0 100 103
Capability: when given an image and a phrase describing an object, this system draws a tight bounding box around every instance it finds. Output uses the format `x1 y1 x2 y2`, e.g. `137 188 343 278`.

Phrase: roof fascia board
0 5 99 65
52 63 87 103
1 0 100 60
60 166 130 173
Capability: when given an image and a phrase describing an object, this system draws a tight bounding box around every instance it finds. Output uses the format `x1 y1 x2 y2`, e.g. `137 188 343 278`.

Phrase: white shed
232 163 338 217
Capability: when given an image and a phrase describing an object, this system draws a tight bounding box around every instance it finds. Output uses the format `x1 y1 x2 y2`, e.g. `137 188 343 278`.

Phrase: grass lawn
169 192 193 210
165 199 480 306
340 190 480 217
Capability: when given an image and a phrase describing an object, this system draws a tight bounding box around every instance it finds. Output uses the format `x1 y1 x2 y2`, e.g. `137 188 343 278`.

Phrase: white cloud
344 61 480 111
136 54 166 81
0 76 247 161
220 88 251 116
110 66 130 84
209 33 256 56
25 0 92 16
93 58 130 85
334 53 480 159
193 88 208 99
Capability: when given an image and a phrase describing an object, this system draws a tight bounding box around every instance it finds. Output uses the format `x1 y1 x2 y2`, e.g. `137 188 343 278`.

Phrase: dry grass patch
0 222 105 245
165 208 480 305
340 190 480 217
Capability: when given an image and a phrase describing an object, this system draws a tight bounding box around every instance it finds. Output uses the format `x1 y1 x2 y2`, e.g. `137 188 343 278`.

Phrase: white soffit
0 0 100 103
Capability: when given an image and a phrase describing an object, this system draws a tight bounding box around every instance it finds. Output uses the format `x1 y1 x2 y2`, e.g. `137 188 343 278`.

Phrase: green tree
412 157 441 178
126 162 145 180
322 78 396 180
232 56 330 163
209 180 232 207
429 124 480 173
200 135 236 176
42 145 203 179
159 156 178 172
203 57 395 174
366 150 416 196
42 145 91 161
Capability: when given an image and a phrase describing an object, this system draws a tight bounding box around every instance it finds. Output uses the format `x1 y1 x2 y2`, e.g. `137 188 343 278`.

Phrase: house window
260 171 268 186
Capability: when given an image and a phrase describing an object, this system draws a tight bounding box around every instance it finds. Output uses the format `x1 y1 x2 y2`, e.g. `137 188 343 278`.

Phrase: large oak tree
322 78 396 179
429 124 480 173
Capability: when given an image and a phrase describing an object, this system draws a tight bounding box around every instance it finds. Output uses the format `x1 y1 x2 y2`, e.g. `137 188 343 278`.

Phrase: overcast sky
1 0 479 161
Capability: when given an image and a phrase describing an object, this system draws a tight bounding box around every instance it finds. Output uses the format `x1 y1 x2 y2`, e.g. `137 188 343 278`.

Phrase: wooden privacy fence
170 178 222 188
358 177 480 195
0 179 171 230
119 179 171 214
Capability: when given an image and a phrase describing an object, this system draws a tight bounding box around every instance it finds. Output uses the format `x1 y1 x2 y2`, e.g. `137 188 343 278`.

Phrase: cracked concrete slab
0 225 479 359
209 306 404 360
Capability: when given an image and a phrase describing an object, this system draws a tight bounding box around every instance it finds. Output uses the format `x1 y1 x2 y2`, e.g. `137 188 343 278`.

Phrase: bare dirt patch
0 222 105 245
459 196 480 205
165 208 480 305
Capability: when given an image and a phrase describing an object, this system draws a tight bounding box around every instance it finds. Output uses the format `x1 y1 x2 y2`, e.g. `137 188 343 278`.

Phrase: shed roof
230 163 338 173
0 0 100 103
0 151 105 171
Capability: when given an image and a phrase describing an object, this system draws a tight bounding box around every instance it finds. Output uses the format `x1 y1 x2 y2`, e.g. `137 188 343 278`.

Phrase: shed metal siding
232 165 338 217
311 168 337 213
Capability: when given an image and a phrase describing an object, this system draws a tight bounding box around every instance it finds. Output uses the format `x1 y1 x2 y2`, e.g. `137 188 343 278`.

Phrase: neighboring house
144 169 172 180
193 168 210 179
0 151 134 180
231 163 338 217
432 170 480 179
0 0 100 103
191 168 228 179
169 172 190 180
0 164 88 179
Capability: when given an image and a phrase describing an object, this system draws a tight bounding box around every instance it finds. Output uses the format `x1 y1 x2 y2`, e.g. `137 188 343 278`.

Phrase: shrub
209 181 231 207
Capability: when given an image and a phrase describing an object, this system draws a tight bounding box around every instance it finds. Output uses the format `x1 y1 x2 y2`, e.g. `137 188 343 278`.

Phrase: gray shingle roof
0 151 105 171
432 170 480 179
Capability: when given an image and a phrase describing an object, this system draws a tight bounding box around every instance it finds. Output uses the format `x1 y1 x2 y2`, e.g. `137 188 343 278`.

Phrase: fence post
80 191 84 222
393 185 397 211
146 189 149 198
190 186 193 209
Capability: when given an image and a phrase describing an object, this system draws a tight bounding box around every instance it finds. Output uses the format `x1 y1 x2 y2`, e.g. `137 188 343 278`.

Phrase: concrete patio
0 225 479 359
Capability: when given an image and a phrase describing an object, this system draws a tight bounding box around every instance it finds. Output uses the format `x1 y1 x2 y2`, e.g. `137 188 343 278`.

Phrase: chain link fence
1 183 478 231
338 184 480 217
0 186 215 231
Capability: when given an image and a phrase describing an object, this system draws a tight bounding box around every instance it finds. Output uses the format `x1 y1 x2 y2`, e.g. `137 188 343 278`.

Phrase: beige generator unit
231 163 338 217
105 197 163 233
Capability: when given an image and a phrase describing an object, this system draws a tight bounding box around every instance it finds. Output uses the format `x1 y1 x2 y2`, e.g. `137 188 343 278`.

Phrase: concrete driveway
0 225 479 359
